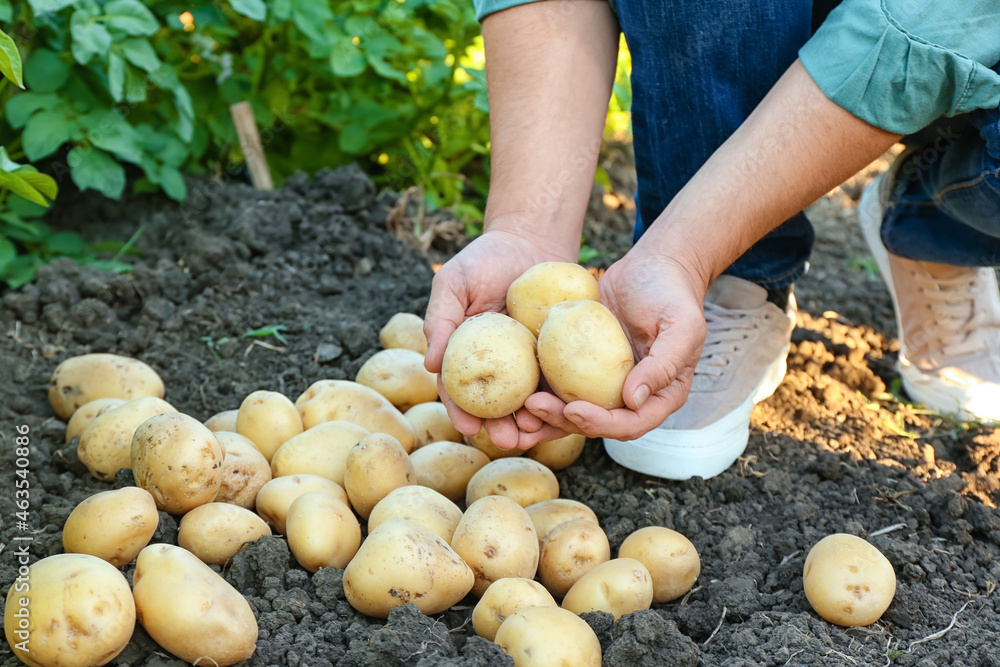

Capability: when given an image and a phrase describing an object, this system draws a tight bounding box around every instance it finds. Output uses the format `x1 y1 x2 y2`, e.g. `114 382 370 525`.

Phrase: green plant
242 323 289 345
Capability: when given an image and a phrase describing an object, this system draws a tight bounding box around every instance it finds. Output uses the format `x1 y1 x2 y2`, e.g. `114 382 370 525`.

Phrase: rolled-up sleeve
800 0 1000 134
474 0 544 21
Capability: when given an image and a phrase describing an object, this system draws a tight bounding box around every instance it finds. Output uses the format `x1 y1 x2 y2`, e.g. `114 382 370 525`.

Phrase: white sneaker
604 275 795 479
859 170 1000 422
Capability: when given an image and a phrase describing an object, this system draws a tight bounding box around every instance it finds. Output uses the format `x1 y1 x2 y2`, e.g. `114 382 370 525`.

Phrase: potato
537 300 635 409
236 390 303 461
466 426 523 459
561 557 653 620
525 499 599 546
77 396 177 482
286 492 361 572
255 474 349 534
270 420 370 485
356 349 438 411
539 519 611 598
803 534 896 627
49 353 165 420
344 433 417 520
177 503 272 565
133 544 257 666
619 526 701 603
380 312 428 354
466 458 559 508
472 578 557 642
204 409 239 432
441 313 540 419
506 262 601 337
64 397 127 443
527 433 586 470
344 519 474 617
405 402 463 449
4 554 135 667
451 495 539 596
215 431 272 509
369 485 463 543
131 412 225 515
410 441 490 502
296 380 417 452
62 487 159 567
494 606 601 667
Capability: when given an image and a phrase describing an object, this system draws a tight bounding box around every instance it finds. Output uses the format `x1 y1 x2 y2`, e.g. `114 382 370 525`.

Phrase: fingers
436 375 482 437
563 378 692 440
524 392 585 435
621 317 703 410
423 268 468 373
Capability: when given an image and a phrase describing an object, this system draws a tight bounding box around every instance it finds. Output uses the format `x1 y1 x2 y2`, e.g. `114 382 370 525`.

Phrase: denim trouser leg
618 0 816 289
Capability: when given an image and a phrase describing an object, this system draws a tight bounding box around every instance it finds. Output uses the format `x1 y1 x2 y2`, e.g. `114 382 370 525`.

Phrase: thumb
423 271 467 373
621 321 704 410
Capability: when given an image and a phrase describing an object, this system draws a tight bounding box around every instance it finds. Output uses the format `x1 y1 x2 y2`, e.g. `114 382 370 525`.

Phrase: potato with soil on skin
525 499 600 547
255 473 349 534
236 390 303 461
493 606 602 667
133 544 257 666
526 433 587 471
356 348 438 411
214 431 272 509
466 457 559 508
270 420 370 485
537 300 635 409
472 578 557 642
3 554 135 667
466 426 523 459
368 485 463 543
344 433 417 520
803 533 896 627
539 519 611 598
204 409 239 432
62 487 159 567
343 519 474 618
177 502 272 565
506 262 601 337
561 557 654 620
380 312 427 354
130 412 225 515
451 495 539 597
286 492 361 572
64 397 127 443
441 313 540 419
409 440 491 502
77 396 177 482
619 526 701 603
405 402 463 449
48 352 165 420
295 380 417 453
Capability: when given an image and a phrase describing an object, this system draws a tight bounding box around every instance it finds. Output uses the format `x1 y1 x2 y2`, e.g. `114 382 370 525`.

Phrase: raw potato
286 492 361 572
506 262 601 337
343 519 474 617
526 499 599 546
270 420 370 485
255 474 349 534
49 353 165 420
451 495 539 597
466 426 523 460
64 397 127 442
526 433 586 470
539 519 611 598
380 312 428 354
62 487 159 567
4 554 135 667
405 402 463 448
803 533 897 627
131 412 225 515
133 544 257 666
204 409 239 432
368 485 463 543
77 396 177 482
356 349 438 411
466 458 559 508
537 300 635 409
295 380 417 452
561 557 653 620
441 313 540 419
410 441 490 502
493 606 602 667
236 390 303 461
619 526 701 603
215 432 272 509
177 503 272 565
344 433 417 519
472 578 557 642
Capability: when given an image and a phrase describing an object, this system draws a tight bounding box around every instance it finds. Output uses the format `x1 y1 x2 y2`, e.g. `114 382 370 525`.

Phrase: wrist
481 212 581 264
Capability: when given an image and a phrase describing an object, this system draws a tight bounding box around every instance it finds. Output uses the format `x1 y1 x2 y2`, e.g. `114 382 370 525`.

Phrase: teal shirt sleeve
800 0 1000 134
474 0 616 22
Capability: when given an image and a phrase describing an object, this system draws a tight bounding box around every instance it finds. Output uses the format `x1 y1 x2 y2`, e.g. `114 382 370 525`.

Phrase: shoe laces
912 268 998 358
697 302 764 378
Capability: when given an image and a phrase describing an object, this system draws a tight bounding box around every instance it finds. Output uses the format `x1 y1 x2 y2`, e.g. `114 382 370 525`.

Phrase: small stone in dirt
315 343 344 364
604 611 699 667
319 275 343 295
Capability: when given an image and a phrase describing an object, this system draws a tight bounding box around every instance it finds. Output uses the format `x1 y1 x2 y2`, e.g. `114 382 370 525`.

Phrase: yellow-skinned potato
525 499 600 547
344 519 474 617
77 396 177 482
62 487 159 567
204 409 239 432
539 519 611 598
236 390 303 461
295 380 417 453
405 402 463 449
410 441 490 502
537 300 635 409
472 578 557 642
133 544 257 666
561 557 653 620
4 554 135 667
286 492 361 572
270 420 370 485
466 458 559 508
619 526 701 603
48 353 165 420
356 349 438 411
803 534 896 627
380 312 428 354
451 495 539 597
527 433 586 470
177 503 272 565
506 262 601 337
255 474 349 534
131 412 225 515
494 606 602 667
344 433 417 520
441 313 540 419
466 426 523 459
64 397 127 443
214 432 272 509
368 485 463 543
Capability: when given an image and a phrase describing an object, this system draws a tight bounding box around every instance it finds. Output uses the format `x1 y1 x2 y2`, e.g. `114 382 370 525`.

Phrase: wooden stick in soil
229 101 274 190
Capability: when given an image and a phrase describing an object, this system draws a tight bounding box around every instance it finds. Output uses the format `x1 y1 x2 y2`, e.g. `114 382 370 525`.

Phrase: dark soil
2 158 1000 667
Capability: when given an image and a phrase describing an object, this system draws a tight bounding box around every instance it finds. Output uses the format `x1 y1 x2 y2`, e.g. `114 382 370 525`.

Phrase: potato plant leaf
0 28 23 88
